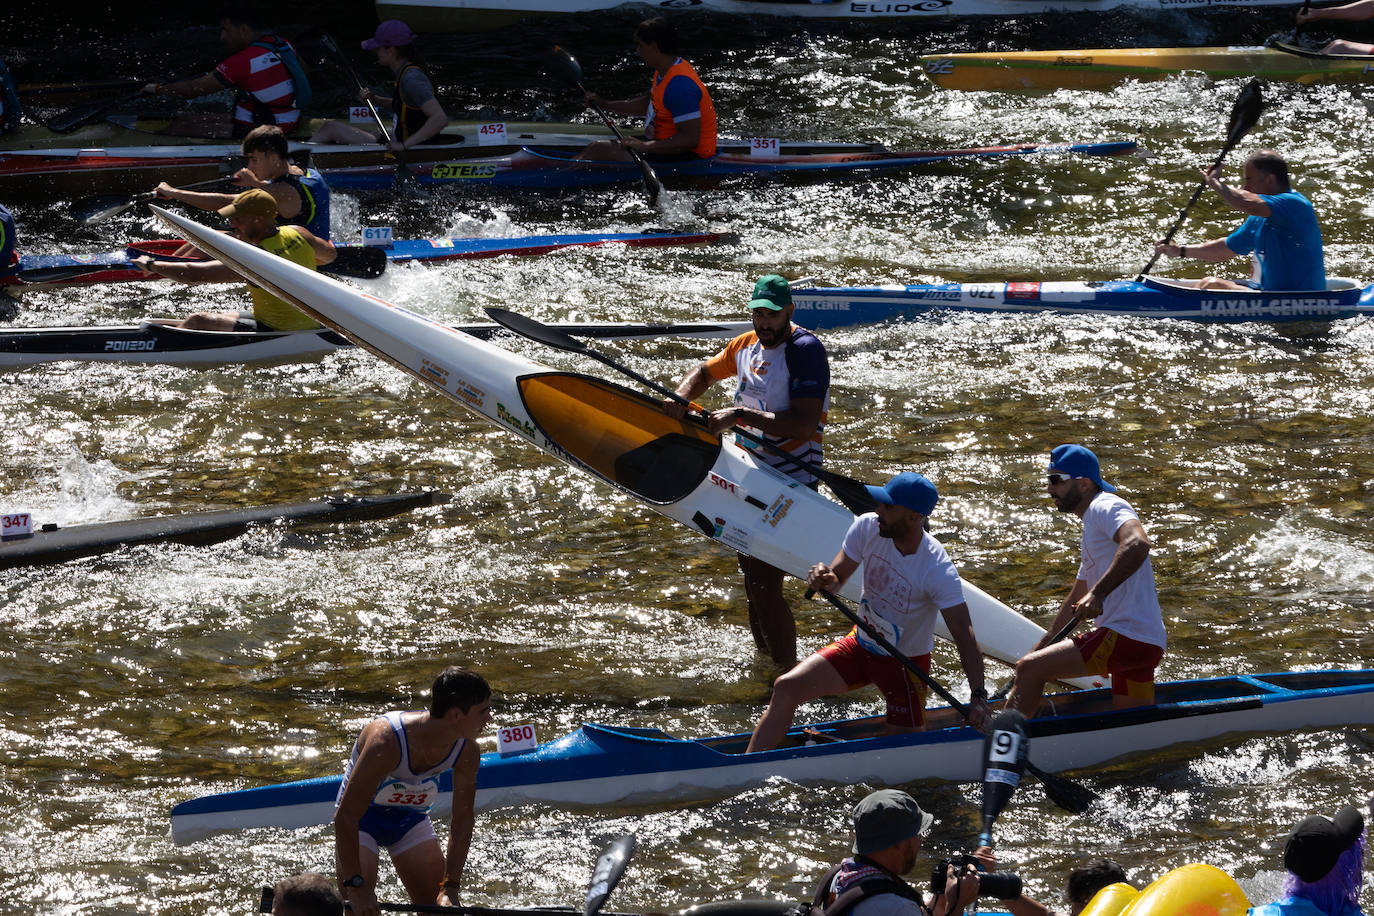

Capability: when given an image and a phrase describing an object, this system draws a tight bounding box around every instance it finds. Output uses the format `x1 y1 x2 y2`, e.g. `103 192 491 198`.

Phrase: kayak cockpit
517 372 722 504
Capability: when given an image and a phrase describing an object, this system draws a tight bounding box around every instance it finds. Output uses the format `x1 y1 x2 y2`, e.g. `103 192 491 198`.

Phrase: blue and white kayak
5 229 729 292
789 276 1370 327
169 668 1374 844
321 139 1140 191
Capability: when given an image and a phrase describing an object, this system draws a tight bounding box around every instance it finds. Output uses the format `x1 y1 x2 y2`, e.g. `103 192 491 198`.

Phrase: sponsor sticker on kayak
430 163 499 181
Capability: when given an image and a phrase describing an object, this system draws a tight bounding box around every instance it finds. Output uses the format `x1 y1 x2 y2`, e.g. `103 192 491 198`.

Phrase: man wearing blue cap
665 274 830 668
1005 444 1166 718
745 471 989 752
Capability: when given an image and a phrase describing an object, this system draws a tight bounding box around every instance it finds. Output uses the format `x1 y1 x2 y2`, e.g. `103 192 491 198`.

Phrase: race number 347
497 723 537 755
1 512 32 539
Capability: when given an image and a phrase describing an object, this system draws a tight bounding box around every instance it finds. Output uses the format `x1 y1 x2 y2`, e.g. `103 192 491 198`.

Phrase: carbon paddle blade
75 195 145 227
1028 760 1098 814
320 246 388 280
583 834 635 916
979 708 1030 845
1226 79 1265 148
549 45 585 88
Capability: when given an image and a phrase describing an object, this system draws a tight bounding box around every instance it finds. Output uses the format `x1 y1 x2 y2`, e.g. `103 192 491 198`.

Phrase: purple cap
362 20 417 50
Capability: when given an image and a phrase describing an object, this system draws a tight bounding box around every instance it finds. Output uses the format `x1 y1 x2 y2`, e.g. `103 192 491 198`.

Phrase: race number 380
988 728 1023 764
497 723 537 755
1 512 32 539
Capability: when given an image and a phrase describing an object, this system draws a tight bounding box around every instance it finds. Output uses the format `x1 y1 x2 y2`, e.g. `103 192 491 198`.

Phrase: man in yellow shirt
133 188 334 331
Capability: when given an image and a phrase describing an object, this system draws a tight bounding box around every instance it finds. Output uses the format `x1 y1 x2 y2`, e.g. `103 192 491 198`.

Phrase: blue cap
865 471 938 516
1048 444 1116 493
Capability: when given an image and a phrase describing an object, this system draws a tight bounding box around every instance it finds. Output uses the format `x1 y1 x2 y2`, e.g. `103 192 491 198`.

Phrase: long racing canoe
0 119 617 197
6 229 732 292
788 276 1372 327
321 140 1140 191
375 0 1313 31
169 668 1374 844
152 202 1094 675
0 320 753 368
0 492 449 571
919 41 1374 91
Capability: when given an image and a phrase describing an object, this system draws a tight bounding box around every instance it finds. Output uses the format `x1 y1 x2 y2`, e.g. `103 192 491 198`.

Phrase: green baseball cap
748 274 792 312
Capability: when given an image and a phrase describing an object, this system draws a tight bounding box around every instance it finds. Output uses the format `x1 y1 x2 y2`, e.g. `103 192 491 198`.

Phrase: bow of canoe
920 44 1374 92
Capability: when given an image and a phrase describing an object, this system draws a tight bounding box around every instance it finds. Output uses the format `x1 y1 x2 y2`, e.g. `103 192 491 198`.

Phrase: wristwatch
343 875 366 889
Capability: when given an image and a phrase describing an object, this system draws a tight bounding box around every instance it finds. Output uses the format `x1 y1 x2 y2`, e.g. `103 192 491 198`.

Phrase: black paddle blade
320 246 388 280
980 708 1030 844
822 471 877 516
46 91 136 133
584 834 635 916
549 45 585 88
485 306 589 355
74 194 146 226
637 157 664 206
1027 759 1098 815
1226 79 1265 148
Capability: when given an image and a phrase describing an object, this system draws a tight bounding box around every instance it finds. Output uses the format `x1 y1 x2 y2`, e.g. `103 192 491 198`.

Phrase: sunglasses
1047 473 1081 485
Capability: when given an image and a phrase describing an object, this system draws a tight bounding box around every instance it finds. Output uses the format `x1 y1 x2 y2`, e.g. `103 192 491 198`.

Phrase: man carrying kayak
132 188 333 332
144 5 309 138
310 20 448 153
1005 445 1166 717
745 472 991 752
334 666 491 916
664 274 829 668
578 16 717 162
1297 0 1374 54
154 124 331 239
1155 150 1325 292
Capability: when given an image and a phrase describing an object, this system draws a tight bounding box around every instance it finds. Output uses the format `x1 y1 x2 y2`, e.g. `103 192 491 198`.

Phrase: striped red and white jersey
215 35 301 133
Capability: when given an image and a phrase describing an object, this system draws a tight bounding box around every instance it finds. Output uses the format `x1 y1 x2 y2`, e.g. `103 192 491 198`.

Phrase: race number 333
497 723 537 755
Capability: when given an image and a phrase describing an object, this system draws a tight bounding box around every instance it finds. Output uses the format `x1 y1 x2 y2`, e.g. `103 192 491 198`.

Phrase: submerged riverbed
2 8 1373 915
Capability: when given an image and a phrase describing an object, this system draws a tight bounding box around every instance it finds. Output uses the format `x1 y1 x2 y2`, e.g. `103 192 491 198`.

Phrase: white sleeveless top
335 710 465 813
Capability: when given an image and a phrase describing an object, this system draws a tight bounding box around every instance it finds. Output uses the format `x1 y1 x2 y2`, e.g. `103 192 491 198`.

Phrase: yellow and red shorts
820 632 931 728
1073 627 1164 703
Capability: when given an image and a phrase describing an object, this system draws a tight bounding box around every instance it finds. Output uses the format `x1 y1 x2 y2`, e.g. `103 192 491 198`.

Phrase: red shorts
819 632 930 728
1073 627 1164 702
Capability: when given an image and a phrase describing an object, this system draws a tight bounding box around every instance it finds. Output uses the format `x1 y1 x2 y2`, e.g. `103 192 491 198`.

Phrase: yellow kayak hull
920 44 1374 90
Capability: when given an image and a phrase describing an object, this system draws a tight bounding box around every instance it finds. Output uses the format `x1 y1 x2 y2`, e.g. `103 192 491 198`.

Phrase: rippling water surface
2 9 1373 915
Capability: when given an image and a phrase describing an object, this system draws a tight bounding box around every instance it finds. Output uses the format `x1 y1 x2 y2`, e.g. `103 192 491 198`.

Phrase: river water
2 8 1373 916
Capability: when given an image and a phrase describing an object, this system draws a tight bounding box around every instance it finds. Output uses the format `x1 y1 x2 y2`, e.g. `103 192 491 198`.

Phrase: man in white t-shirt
745 472 990 752
1006 444 1167 717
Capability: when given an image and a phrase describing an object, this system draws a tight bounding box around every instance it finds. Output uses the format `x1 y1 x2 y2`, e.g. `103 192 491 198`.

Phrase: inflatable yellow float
1117 863 1252 916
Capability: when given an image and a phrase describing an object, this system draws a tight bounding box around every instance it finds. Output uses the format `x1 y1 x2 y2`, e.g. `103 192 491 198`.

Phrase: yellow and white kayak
920 42 1374 91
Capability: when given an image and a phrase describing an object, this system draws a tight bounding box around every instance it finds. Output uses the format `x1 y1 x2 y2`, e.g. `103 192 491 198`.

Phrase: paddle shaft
988 615 1083 703
815 589 1095 810
1136 80 1262 281
323 33 415 182
79 175 237 226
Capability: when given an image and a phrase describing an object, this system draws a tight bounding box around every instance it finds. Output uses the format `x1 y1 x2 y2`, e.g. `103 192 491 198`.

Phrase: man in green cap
663 274 830 668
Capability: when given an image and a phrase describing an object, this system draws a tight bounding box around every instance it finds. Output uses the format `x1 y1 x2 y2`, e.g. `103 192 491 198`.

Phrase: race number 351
749 137 780 158
497 723 537 755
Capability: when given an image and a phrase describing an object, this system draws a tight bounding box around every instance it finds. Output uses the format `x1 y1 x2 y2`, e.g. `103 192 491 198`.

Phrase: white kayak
152 205 1095 685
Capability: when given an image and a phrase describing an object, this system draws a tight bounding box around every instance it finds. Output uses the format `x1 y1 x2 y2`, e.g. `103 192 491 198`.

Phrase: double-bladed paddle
74 175 237 226
482 305 876 515
1135 79 1265 281
978 708 1031 848
548 45 665 207
813 588 1097 814
14 242 387 286
322 33 417 187
256 833 636 915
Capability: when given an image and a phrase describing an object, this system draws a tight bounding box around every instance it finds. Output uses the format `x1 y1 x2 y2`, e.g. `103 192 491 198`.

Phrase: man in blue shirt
1154 150 1325 291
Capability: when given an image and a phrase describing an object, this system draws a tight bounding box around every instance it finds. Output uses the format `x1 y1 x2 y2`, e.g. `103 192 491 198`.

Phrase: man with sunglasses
1004 445 1166 717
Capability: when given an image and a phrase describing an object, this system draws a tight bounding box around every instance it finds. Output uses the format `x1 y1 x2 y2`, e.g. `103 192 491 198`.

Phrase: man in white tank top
334 667 492 916
1005 445 1166 717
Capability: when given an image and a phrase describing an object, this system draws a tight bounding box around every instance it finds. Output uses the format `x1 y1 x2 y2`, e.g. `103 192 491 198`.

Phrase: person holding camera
810 789 1022 916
